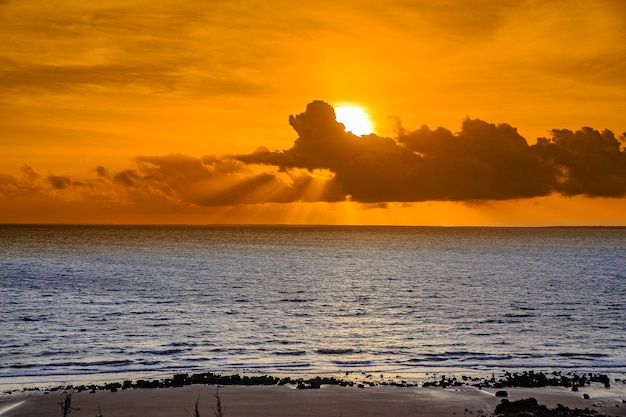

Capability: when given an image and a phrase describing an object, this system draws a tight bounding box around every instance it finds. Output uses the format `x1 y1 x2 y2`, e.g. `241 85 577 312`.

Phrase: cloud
95 166 109 177
534 127 626 196
0 61 178 94
238 100 626 202
47 174 72 189
395 118 556 200
0 151 342 209
134 153 343 206
0 59 269 98
0 1 278 100
1 101 625 214
385 0 521 40
113 169 140 186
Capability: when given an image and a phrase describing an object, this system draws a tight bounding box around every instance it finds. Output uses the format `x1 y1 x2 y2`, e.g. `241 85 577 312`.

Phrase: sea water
1 225 625 389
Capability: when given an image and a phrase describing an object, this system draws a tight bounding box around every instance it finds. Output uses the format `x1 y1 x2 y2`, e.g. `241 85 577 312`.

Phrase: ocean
1 225 625 390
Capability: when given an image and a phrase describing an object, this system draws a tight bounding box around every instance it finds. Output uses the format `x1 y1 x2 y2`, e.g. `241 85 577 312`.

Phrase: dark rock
495 397 542 414
494 397 614 417
103 382 121 392
583 393 590 399
308 378 322 389
495 390 508 397
172 373 189 387
189 373 207 384
572 385 578 391
591 374 610 386
136 379 160 389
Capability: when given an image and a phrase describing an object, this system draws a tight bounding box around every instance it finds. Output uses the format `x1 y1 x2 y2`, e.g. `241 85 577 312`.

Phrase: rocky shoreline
13 370 625 394
4 372 626 417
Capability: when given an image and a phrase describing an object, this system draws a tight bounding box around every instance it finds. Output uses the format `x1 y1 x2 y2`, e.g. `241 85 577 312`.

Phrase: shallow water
1 225 625 389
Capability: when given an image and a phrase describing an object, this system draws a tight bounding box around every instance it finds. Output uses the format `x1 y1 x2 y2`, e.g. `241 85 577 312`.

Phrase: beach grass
59 391 77 417
55 387 228 417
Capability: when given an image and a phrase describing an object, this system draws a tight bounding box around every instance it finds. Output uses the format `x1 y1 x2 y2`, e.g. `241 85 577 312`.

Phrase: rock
103 382 121 392
136 379 160 389
172 373 189 387
495 397 542 415
308 379 322 389
495 390 508 397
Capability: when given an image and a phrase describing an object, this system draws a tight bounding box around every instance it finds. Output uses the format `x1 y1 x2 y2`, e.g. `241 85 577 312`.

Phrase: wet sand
2 384 626 417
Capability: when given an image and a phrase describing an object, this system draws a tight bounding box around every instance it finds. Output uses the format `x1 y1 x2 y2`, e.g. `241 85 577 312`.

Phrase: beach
2 383 626 417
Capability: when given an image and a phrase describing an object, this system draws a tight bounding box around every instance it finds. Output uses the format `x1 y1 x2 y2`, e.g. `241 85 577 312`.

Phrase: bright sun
334 105 374 136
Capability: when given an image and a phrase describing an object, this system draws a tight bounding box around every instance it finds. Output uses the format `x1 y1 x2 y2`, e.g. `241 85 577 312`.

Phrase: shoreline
2 371 626 417
5 370 625 393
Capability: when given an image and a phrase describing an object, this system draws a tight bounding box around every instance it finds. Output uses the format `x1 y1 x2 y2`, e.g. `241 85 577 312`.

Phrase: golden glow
0 2 624 225
334 105 374 136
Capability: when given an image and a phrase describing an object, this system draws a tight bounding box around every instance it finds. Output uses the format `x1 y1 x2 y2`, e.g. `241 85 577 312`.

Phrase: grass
193 393 201 417
212 387 225 417
59 386 227 417
59 391 78 417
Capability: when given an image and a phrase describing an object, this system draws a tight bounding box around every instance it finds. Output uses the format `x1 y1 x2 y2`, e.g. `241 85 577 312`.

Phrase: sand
2 384 626 417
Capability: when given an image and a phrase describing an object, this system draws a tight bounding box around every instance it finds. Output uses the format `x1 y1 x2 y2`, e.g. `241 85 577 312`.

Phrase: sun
334 105 374 136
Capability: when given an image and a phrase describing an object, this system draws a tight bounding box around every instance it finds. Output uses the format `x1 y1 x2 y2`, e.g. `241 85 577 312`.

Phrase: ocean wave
556 352 609 358
270 362 311 369
273 350 306 356
166 341 198 348
408 352 514 362
401 351 619 367
316 348 356 355
11 359 132 369
227 362 312 370
136 348 192 355
331 360 373 366
9 364 38 369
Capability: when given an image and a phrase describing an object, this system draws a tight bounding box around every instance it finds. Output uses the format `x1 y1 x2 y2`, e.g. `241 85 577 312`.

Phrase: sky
1 0 625 225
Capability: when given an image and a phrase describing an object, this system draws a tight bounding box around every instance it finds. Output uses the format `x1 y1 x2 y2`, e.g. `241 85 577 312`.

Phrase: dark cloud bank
3 101 626 207
236 100 626 203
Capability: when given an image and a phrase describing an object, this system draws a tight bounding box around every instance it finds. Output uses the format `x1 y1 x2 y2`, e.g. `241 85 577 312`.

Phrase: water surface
1 225 624 388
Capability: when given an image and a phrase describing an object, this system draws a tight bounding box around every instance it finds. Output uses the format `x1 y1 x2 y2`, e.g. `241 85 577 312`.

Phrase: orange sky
1 0 625 225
